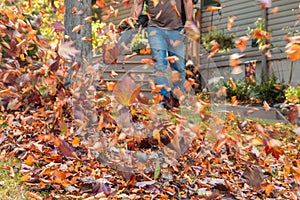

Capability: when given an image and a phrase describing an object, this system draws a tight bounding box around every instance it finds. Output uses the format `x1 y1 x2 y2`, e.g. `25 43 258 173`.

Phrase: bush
253 76 287 105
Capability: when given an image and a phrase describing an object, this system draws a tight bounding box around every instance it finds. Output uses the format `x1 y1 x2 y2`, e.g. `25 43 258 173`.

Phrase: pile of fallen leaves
0 1 300 200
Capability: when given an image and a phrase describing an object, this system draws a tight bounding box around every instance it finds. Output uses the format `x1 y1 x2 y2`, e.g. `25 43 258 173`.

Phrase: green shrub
253 76 287 105
285 85 300 104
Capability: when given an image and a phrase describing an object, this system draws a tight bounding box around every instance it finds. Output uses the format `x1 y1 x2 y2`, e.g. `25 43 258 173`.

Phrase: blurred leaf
58 41 80 60
51 21 65 32
113 74 141 106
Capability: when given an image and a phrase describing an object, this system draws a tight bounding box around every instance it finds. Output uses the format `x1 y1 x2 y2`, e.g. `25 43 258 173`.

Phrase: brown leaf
51 21 65 32
243 165 264 187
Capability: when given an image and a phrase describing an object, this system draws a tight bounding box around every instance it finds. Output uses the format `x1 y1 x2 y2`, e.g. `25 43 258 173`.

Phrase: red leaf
264 139 284 159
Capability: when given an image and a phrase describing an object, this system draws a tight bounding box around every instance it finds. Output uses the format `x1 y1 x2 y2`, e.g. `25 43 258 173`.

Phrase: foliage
253 76 288 105
224 80 254 102
247 18 270 47
92 20 109 55
14 0 64 41
202 27 236 52
285 85 300 104
211 77 288 105
130 31 149 54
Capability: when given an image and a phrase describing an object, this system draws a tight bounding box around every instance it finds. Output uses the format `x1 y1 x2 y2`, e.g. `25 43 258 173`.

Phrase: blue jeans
147 26 186 98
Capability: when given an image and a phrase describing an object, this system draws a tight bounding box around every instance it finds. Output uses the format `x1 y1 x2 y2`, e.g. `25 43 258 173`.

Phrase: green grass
0 158 28 200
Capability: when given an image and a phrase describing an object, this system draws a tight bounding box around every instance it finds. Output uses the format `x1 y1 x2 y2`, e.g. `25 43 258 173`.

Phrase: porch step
93 54 155 98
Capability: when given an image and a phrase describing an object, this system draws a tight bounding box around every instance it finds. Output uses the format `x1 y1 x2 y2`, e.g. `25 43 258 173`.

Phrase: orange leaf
207 6 222 12
26 192 42 200
261 183 274 196
229 78 236 90
227 16 236 30
235 36 249 52
72 25 83 33
72 7 77 14
153 94 164 104
24 154 35 166
285 43 300 61
121 0 131 8
96 0 106 8
72 137 80 146
141 58 154 65
106 81 116 91
172 5 181 18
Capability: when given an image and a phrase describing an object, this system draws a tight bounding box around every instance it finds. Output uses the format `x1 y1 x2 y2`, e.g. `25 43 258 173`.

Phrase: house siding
200 0 300 86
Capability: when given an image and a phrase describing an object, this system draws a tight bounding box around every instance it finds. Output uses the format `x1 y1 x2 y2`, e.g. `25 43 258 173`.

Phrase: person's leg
147 26 170 98
166 28 186 93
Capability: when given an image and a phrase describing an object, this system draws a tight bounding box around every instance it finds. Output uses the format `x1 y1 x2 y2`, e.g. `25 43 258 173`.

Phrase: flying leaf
165 56 179 63
285 43 300 61
229 78 236 90
172 6 181 18
207 6 222 12
121 0 131 8
263 101 270 111
256 0 272 9
72 25 83 33
96 0 106 8
58 41 80 60
272 7 279 14
235 36 249 52
102 43 120 64
184 21 200 42
113 74 141 106
110 70 118 78
152 0 159 8
141 58 154 66
51 21 65 32
227 16 236 30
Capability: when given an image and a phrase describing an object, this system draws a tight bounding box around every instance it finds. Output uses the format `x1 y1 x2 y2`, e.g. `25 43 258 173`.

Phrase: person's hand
184 20 200 42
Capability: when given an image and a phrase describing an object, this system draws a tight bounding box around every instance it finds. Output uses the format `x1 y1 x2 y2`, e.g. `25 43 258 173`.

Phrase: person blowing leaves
131 0 197 110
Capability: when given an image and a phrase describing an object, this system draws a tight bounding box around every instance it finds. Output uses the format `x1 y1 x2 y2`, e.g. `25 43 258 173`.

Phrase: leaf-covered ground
0 92 300 199
0 1 300 199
